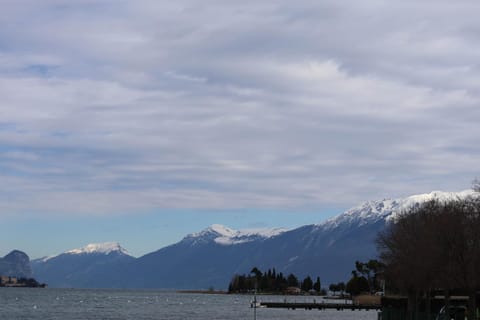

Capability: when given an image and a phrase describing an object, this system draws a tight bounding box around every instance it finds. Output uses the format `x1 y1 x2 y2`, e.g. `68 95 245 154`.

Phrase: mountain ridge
28 189 480 289
320 189 477 230
182 224 288 246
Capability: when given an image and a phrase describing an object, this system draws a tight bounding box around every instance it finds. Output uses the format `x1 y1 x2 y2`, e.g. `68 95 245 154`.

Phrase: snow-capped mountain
38 242 130 263
64 242 130 256
30 190 479 289
32 242 133 264
31 242 134 288
183 224 287 246
321 189 477 230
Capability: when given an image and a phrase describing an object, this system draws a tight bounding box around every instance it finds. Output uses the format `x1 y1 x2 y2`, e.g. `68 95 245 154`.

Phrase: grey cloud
0 1 479 216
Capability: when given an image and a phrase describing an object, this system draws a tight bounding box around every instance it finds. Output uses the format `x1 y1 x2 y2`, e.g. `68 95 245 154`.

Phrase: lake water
0 288 378 320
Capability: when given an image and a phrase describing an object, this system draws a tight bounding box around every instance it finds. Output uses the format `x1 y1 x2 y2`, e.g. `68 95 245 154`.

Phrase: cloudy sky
1 1 479 258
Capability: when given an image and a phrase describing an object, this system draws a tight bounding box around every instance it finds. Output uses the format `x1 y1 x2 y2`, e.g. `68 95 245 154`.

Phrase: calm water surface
0 288 377 320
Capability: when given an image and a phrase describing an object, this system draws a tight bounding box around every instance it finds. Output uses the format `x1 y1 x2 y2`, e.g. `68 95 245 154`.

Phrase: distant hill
30 190 477 289
0 250 32 278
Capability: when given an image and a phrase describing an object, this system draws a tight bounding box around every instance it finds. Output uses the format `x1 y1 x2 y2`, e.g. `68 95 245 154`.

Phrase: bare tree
377 200 443 318
377 198 480 320
457 197 480 320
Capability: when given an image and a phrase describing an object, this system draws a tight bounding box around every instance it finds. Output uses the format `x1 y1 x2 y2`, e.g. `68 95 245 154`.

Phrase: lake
0 288 378 320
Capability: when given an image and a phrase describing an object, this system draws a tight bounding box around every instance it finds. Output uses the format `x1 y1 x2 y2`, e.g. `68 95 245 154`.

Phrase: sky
1 0 480 258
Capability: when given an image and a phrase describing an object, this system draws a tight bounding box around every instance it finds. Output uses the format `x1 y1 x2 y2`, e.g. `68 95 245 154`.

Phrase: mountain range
7 190 478 289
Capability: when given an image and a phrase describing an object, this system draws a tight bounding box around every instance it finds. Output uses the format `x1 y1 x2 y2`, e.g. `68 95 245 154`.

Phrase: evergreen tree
276 273 287 291
313 277 321 293
287 273 299 287
260 273 268 291
250 267 262 278
301 276 313 292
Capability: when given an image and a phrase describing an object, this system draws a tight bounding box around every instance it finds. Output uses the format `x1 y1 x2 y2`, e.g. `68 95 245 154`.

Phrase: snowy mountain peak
185 224 287 246
65 242 130 256
208 224 237 237
321 189 478 230
398 190 476 211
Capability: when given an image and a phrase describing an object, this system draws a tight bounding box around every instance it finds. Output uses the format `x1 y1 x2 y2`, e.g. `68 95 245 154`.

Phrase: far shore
177 289 228 294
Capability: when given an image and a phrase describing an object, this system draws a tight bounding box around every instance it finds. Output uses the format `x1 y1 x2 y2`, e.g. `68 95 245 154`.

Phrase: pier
257 301 381 311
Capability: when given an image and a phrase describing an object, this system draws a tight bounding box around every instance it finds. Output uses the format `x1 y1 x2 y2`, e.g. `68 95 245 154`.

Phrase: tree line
228 267 323 294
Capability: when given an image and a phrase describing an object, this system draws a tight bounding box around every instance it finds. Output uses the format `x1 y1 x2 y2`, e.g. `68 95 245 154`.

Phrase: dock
257 301 381 311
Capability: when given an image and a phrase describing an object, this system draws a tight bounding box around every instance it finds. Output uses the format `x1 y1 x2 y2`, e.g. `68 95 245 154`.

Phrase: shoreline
177 290 228 294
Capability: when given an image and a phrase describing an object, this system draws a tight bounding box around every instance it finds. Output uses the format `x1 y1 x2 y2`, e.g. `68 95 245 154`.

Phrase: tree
287 274 299 287
276 272 287 291
301 276 313 292
354 259 383 293
250 267 262 278
377 198 480 320
229 274 249 293
313 277 321 293
346 274 369 296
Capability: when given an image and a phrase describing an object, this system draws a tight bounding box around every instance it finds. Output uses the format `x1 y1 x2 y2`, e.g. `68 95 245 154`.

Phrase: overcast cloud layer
1 1 479 217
